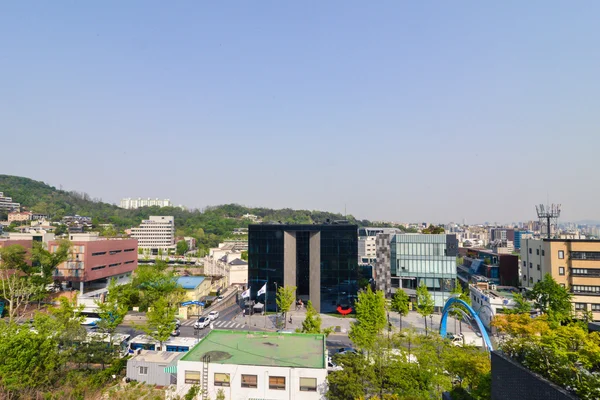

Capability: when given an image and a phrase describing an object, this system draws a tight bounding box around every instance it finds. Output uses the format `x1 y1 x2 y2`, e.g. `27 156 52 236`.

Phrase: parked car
171 328 180 336
337 347 357 355
216 295 224 302
208 311 219 320
194 317 210 329
174 319 181 328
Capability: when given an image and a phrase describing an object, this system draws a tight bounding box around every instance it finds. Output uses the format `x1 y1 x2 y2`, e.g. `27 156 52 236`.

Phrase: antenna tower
536 204 561 239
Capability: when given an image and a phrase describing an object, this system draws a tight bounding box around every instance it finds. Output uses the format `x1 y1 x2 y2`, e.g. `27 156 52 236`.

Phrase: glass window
558 250 564 259
185 371 201 384
542 250 545 256
139 366 148 375
299 377 317 392
529 248 532 254
269 376 286 390
575 303 587 310
592 304 600 312
241 374 257 388
214 373 230 387
559 267 565 276
536 249 539 255
537 265 540 271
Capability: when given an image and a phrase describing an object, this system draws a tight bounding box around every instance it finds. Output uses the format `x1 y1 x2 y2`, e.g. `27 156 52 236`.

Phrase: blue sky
2 1 599 223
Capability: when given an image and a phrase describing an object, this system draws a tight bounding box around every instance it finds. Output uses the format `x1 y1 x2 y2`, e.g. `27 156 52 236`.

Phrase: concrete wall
284 231 297 296
309 232 321 312
176 360 327 400
127 359 176 386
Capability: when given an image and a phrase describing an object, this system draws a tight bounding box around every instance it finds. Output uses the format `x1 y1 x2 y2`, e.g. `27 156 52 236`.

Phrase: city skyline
3 2 600 223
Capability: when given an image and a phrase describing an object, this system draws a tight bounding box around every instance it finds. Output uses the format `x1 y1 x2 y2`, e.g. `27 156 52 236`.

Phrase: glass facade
248 224 359 313
390 234 457 308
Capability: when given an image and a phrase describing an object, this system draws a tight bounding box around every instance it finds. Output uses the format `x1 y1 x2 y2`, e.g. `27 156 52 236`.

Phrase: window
214 373 230 387
529 262 532 269
558 250 564 259
523 261 526 267
523 275 527 281
542 250 545 256
139 366 148 375
575 303 587 310
529 277 533 284
269 376 286 390
241 374 257 388
185 371 201 384
537 264 540 271
559 267 565 276
571 252 600 260
560 283 566 288
536 249 539 255
92 251 106 256
91 265 106 271
299 377 317 392
529 248 532 254
573 285 600 294
592 304 600 312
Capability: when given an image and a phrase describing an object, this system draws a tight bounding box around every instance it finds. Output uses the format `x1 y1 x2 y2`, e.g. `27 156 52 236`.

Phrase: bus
128 335 198 354
85 332 132 358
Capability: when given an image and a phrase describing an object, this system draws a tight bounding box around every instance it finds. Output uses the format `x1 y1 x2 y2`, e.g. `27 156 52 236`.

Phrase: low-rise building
173 330 327 400
177 276 212 319
469 282 519 330
521 238 600 320
8 211 32 223
50 232 138 293
457 248 519 287
0 192 20 212
130 216 175 254
228 258 248 287
127 350 182 386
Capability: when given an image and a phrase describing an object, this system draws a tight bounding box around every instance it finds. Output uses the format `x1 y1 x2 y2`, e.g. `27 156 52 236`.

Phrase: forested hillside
0 175 376 253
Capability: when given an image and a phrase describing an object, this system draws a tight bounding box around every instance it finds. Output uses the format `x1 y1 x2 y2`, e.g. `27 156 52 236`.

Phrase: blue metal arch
439 297 494 351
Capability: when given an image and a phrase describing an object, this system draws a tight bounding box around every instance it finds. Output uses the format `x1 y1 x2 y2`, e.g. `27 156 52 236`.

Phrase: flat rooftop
181 330 326 369
130 350 183 364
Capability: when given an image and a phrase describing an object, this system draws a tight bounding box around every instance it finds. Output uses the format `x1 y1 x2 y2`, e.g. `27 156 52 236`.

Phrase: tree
176 240 188 256
95 279 129 343
503 292 531 315
349 286 387 351
301 300 323 333
0 244 39 322
416 282 434 336
31 239 71 284
276 285 296 328
390 289 409 330
528 273 572 323
241 251 248 261
422 225 445 234
143 297 177 349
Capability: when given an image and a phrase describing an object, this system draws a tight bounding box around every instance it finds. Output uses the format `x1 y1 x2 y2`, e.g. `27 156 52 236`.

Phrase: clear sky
2 1 599 224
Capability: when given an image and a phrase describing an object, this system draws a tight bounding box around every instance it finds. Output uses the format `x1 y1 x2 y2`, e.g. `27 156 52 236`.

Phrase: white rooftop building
120 197 173 210
130 216 175 254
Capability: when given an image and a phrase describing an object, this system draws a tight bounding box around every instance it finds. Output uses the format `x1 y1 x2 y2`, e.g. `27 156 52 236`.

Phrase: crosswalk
180 319 246 329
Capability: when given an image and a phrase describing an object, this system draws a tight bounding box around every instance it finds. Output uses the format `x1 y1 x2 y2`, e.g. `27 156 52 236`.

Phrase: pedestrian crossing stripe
180 319 245 329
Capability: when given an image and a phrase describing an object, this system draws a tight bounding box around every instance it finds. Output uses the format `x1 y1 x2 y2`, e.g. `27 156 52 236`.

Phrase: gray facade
126 350 182 386
375 234 392 295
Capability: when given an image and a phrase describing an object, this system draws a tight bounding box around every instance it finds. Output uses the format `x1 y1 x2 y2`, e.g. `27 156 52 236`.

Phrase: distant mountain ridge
0 176 383 251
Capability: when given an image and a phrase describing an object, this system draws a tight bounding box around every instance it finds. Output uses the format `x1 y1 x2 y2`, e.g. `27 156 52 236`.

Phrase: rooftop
130 350 183 364
180 330 326 369
177 276 206 290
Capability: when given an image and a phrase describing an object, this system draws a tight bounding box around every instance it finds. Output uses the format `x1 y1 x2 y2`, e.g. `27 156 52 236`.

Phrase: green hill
0 175 373 252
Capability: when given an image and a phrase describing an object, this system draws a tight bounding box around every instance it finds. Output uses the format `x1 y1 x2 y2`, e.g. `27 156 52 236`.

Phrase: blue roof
176 276 206 290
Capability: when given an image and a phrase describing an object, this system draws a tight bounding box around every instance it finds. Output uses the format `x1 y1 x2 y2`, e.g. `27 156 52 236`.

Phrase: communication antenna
536 204 561 239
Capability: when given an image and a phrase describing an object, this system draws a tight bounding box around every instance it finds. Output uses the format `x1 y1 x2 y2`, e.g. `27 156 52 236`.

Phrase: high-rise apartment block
130 216 175 254
521 238 600 320
375 233 458 309
248 223 359 313
50 233 138 292
0 192 20 212
119 197 173 209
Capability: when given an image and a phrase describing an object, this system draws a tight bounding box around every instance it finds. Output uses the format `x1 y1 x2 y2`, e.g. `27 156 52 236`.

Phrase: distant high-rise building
130 216 175 254
119 197 173 209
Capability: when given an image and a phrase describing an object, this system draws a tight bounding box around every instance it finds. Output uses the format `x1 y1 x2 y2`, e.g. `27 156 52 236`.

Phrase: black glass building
248 223 359 313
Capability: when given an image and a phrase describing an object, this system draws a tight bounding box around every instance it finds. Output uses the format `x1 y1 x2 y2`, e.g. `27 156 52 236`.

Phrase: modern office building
375 233 458 309
521 238 600 320
513 230 533 250
358 227 401 264
119 197 173 209
248 223 358 313
50 232 138 293
130 216 175 254
173 330 327 400
0 192 20 212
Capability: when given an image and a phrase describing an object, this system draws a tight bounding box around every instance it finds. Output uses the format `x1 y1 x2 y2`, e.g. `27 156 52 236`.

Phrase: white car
208 311 219 320
194 317 210 329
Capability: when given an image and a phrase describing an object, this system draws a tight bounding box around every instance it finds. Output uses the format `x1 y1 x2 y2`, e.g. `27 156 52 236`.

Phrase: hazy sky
2 2 599 224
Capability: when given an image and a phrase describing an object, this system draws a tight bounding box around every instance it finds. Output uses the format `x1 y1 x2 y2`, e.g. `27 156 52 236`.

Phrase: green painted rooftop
180 330 326 369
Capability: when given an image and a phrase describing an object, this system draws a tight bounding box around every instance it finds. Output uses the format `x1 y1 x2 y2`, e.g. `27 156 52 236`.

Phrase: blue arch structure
439 297 494 352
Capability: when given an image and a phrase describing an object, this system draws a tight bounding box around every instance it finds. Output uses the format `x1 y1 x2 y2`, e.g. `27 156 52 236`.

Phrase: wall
491 351 578 400
127 359 174 386
176 361 327 400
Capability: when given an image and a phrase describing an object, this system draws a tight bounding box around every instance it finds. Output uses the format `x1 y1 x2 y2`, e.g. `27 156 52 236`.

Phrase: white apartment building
172 330 327 400
119 197 173 209
130 216 175 253
0 192 20 212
